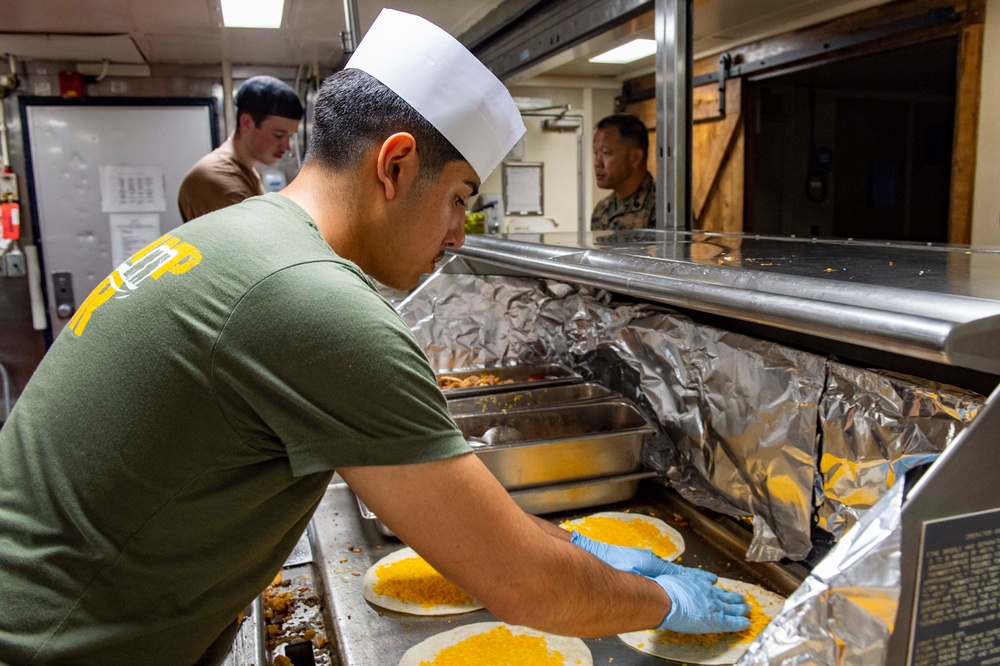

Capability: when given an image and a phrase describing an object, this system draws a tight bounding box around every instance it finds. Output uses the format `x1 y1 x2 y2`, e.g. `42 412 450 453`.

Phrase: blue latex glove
654 574 751 633
570 531 717 582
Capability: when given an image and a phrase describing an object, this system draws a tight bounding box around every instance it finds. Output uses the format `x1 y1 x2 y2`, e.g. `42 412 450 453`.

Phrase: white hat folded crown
346 9 526 182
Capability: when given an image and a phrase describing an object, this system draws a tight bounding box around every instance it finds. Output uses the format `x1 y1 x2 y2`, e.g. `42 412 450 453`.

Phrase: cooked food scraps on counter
263 571 332 666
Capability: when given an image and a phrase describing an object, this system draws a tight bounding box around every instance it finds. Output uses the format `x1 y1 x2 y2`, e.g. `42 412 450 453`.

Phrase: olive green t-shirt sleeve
211 261 470 476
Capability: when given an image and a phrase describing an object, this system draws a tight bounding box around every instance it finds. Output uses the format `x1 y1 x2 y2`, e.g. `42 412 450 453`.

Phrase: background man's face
593 126 640 191
242 114 300 166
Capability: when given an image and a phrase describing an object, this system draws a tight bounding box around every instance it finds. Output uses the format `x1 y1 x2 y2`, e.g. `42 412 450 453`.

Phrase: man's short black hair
306 68 464 180
596 114 649 157
235 75 304 125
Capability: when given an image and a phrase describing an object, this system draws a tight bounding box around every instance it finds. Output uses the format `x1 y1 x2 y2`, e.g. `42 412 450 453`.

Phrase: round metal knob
56 303 74 319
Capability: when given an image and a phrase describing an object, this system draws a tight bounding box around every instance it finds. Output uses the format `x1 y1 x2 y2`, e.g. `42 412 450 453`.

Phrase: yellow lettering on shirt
150 242 202 278
68 233 202 337
68 272 124 336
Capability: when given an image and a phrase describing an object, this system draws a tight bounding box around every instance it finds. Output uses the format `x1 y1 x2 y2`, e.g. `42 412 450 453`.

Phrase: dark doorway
745 37 957 243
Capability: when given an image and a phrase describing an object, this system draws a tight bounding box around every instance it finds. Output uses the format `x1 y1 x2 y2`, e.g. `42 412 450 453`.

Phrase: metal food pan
437 363 581 399
357 470 659 535
510 471 658 515
454 400 655 490
446 382 620 416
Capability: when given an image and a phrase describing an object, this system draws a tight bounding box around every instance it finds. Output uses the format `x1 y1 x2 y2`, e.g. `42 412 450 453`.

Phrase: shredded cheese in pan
562 515 678 559
373 556 473 609
418 626 567 666
657 589 768 647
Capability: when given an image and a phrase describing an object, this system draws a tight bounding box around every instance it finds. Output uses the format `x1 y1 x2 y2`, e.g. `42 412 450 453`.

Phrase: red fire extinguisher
1 200 20 240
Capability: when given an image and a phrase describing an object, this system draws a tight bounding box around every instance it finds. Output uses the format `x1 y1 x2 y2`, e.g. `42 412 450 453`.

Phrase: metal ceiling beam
466 0 653 81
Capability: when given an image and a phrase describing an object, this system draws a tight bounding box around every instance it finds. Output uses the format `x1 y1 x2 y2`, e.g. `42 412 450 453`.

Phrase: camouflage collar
601 171 655 216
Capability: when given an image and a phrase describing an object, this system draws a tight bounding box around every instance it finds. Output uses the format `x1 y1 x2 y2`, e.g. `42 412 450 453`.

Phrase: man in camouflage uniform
591 114 656 231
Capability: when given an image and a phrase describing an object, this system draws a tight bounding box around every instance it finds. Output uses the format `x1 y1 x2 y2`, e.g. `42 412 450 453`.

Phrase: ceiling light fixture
588 38 656 64
221 0 285 29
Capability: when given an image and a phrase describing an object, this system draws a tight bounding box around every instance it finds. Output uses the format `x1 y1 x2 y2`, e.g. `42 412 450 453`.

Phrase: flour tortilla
361 547 484 615
562 511 686 561
398 621 592 666
617 577 785 665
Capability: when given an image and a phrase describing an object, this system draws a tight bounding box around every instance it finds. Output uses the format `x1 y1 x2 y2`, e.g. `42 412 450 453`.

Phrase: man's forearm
500 534 671 637
528 513 572 541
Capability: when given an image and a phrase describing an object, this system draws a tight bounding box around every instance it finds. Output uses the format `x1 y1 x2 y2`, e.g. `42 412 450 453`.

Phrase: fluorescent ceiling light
221 0 285 28
588 38 656 64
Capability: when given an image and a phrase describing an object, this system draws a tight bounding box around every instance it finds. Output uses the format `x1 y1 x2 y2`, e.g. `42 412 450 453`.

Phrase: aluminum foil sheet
604 315 826 562
399 269 823 561
399 266 644 371
817 363 984 540
738 480 904 666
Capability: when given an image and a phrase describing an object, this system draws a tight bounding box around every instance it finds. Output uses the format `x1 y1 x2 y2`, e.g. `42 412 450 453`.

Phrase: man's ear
630 145 645 170
237 112 255 133
376 133 419 201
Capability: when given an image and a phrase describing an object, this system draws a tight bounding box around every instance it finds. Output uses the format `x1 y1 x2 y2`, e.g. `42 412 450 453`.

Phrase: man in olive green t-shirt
0 11 748 666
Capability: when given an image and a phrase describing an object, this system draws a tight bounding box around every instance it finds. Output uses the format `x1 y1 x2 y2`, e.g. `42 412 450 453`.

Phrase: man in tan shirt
178 76 304 222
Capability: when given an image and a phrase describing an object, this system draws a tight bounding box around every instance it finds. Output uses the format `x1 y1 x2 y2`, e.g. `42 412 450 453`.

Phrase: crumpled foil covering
737 480 904 666
601 313 825 562
400 261 645 370
817 363 984 539
399 269 821 561
400 268 981 561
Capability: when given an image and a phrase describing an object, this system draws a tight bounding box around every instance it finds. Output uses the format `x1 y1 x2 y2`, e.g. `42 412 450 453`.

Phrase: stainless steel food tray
510 470 659 515
453 400 655 490
355 470 659 536
437 363 581 399
446 382 619 416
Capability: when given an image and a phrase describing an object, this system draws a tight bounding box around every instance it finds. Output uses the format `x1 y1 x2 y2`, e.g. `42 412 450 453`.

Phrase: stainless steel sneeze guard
452 234 1000 374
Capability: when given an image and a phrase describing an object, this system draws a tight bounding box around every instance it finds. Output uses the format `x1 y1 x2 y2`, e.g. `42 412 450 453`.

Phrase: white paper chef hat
345 9 525 182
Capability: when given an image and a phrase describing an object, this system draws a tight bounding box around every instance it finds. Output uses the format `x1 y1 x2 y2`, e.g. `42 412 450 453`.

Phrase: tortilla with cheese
617 577 785 665
362 547 483 616
398 621 592 666
561 511 686 561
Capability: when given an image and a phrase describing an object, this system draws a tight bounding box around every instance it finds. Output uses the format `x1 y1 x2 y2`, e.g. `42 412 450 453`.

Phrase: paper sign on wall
99 165 166 213
109 213 161 268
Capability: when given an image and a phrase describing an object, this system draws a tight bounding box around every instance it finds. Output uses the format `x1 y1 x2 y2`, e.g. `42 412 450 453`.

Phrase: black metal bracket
715 52 732 119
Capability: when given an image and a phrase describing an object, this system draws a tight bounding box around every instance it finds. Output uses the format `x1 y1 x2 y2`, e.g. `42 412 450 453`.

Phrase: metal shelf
453 233 1000 374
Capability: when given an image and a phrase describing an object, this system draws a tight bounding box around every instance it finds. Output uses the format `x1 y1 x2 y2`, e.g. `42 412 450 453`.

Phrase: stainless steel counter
451 231 1000 374
309 479 808 666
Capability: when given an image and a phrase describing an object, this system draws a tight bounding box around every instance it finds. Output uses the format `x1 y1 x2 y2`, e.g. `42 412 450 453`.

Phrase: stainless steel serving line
308 478 808 666
227 232 1000 665
451 232 1000 374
